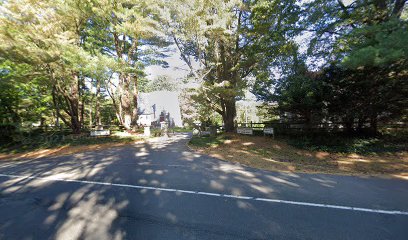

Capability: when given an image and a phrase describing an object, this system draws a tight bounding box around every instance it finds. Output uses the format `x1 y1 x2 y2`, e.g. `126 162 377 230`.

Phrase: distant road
1 133 407 239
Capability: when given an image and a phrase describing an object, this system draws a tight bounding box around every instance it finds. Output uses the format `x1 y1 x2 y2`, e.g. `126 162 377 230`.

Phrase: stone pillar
144 126 151 137
160 121 169 136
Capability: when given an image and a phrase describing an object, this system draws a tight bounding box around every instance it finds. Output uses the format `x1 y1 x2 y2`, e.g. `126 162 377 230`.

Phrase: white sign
144 126 151 137
237 127 253 135
264 128 274 135
90 130 110 136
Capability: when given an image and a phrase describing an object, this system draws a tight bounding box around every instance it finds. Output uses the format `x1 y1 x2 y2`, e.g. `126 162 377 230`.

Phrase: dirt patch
189 133 408 179
0 140 143 161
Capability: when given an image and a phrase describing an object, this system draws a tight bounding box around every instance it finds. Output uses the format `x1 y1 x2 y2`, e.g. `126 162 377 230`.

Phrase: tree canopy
0 0 406 133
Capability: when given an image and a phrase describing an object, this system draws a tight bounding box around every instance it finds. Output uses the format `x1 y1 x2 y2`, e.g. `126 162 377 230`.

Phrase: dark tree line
253 0 408 133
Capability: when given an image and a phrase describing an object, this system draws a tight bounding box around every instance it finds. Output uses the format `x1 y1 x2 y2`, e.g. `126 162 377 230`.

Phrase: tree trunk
303 110 313 129
120 74 133 130
69 73 81 134
89 106 92 127
131 75 138 130
356 116 366 133
52 86 69 129
40 116 45 128
106 78 124 126
222 98 236 132
370 113 378 134
54 89 60 128
95 79 101 126
343 116 354 134
80 102 84 129
79 76 85 129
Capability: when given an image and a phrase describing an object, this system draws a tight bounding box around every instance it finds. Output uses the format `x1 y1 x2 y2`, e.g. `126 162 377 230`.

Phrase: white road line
197 191 222 196
0 173 407 216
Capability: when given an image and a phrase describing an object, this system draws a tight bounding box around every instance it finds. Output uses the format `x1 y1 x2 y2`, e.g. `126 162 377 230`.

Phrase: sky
145 34 316 87
145 45 190 81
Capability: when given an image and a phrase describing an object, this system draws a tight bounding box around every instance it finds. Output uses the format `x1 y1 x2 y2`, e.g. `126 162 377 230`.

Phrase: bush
0 124 16 144
282 132 407 154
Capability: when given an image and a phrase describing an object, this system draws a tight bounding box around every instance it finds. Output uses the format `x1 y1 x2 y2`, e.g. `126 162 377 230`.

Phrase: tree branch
392 0 407 17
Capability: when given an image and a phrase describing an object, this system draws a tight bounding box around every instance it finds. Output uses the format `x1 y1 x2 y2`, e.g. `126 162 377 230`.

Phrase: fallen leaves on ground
0 140 144 161
189 133 408 179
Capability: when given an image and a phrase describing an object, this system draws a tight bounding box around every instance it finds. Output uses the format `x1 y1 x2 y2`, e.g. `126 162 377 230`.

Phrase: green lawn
188 135 228 148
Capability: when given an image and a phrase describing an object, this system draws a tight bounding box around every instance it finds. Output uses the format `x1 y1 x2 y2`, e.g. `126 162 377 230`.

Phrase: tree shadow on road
0 133 407 239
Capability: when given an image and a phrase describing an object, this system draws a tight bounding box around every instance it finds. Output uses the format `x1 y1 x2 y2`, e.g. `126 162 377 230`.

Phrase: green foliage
256 104 280 122
253 54 326 123
284 133 407 154
0 60 52 125
277 73 325 122
301 0 407 63
0 0 169 132
162 0 259 131
253 0 407 134
343 19 408 68
0 0 406 139
250 0 301 68
143 75 178 92
189 135 228 148
179 88 223 126
321 63 407 125
0 131 139 154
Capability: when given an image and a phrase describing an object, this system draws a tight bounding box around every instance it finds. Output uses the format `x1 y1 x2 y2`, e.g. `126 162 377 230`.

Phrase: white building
137 91 183 127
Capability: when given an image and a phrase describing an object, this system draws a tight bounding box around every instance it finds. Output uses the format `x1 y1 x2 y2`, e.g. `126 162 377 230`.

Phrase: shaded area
189 133 408 177
284 132 408 154
0 129 142 155
0 133 408 239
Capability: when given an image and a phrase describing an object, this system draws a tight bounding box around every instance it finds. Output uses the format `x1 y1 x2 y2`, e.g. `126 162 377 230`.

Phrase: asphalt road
0 133 407 240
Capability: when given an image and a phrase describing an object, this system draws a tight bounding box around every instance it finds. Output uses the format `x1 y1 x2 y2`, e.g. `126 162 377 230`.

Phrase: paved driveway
0 133 407 239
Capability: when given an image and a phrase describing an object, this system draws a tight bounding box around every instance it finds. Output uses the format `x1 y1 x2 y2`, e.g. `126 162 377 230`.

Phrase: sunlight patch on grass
393 173 408 180
0 135 144 161
315 152 330 159
189 133 408 177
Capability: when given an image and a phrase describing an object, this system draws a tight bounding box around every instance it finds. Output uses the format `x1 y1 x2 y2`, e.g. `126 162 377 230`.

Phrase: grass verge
283 133 407 154
0 131 144 161
188 133 408 179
